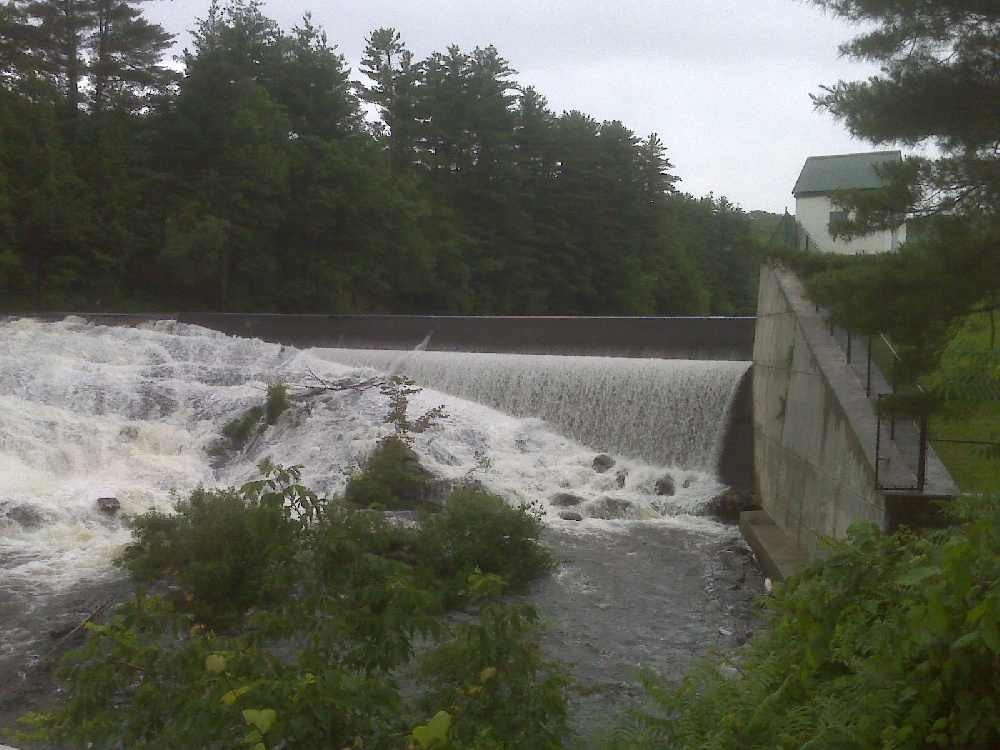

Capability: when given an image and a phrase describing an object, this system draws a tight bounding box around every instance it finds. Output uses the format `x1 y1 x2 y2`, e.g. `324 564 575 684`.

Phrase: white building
792 151 906 255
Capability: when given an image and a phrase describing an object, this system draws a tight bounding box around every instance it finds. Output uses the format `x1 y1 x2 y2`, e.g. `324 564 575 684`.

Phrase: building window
828 210 850 235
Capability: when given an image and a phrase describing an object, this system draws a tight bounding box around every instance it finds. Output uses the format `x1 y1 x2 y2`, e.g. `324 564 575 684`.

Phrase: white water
0 317 749 597
312 349 749 470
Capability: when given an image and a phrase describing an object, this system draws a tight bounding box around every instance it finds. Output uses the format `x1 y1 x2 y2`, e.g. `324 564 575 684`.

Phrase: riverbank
0 521 764 749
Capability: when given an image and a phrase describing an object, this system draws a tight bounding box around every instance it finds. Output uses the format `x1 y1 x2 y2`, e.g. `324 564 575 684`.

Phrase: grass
926 312 1000 493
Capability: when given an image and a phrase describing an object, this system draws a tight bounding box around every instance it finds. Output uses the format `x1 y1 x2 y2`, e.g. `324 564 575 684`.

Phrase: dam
0 315 755 596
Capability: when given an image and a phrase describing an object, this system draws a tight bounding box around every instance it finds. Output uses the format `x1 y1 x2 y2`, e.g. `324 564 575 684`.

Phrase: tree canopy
0 1 770 315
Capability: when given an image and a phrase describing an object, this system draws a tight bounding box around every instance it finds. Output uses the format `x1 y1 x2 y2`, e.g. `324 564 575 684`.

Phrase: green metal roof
792 151 901 196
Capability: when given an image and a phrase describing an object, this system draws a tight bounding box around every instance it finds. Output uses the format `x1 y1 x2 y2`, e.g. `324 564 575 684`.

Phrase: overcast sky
143 0 886 214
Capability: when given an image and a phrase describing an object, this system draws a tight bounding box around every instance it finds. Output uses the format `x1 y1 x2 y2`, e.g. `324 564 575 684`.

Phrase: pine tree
806 0 1000 364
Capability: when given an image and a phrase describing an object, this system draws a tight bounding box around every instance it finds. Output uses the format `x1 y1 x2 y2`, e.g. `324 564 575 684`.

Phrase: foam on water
312 348 749 470
0 317 746 596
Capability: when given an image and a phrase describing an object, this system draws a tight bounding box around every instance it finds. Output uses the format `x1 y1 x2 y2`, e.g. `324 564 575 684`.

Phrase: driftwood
297 367 386 394
42 599 114 662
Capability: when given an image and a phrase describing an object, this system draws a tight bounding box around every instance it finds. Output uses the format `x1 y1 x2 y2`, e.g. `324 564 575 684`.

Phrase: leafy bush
20 469 564 750
265 383 289 425
418 594 570 750
608 497 1000 750
222 404 265 447
417 490 553 594
344 435 432 509
116 485 296 629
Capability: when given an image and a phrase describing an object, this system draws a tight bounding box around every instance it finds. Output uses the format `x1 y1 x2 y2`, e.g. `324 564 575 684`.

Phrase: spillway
312 349 748 471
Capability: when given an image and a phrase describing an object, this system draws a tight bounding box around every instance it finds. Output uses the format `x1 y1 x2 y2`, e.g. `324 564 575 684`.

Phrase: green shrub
222 404 265 447
608 497 1000 750
417 490 553 594
265 383 289 425
116 485 294 629
23 468 564 750
418 599 570 750
344 436 431 510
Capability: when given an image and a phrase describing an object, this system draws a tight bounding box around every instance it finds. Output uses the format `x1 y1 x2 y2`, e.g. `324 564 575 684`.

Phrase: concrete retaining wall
20 313 756 360
753 266 889 559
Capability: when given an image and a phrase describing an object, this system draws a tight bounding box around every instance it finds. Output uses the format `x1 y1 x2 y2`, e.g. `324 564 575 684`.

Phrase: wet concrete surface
0 523 765 749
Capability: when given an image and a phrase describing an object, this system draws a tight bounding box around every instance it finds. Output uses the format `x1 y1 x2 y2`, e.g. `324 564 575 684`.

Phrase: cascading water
0 316 751 667
312 348 749 470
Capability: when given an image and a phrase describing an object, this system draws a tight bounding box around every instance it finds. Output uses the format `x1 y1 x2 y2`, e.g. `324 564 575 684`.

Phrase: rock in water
551 493 585 507
592 454 615 473
97 497 121 515
615 468 628 488
587 497 634 520
655 475 675 496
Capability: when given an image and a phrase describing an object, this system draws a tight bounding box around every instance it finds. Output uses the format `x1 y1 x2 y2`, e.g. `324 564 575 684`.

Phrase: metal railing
821 313 930 491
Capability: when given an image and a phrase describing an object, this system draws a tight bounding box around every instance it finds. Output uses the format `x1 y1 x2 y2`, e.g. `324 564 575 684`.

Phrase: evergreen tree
806 0 1000 366
359 27 417 171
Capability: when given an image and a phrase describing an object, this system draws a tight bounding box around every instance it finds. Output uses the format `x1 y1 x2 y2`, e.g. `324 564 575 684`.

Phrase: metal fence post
917 415 928 492
875 412 883 488
866 335 873 397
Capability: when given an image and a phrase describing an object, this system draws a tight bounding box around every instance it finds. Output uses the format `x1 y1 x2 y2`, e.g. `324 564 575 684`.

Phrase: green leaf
412 711 452 749
895 565 940 586
950 632 980 651
981 621 1000 655
222 685 253 706
242 708 277 734
205 654 227 674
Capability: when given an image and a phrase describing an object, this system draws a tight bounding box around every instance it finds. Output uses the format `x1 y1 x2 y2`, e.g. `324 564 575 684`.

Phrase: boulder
97 497 121 515
587 497 634 520
7 504 43 528
559 511 584 522
615 468 628 489
592 454 615 473
655 475 675 496
551 493 585 507
710 491 761 521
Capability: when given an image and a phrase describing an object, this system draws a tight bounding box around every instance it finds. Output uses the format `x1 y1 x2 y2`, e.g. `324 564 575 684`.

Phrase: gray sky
144 0 885 214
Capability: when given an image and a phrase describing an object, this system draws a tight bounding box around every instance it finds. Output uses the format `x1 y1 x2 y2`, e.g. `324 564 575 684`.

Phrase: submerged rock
709 491 760 521
551 493 585 507
6 504 43 528
97 497 121 515
592 454 615 473
655 475 676 496
587 497 634 520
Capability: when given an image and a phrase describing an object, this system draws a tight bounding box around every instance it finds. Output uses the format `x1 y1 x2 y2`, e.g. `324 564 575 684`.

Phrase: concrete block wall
753 266 887 559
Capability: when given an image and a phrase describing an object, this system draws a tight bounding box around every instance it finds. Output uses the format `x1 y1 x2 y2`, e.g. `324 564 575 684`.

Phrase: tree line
0 0 767 315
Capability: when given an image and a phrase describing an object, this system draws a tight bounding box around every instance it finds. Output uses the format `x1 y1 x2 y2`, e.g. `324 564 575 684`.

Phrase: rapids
0 316 748 601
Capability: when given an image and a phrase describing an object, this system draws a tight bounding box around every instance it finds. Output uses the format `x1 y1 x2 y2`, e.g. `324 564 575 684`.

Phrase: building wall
752 265 887 558
796 194 905 255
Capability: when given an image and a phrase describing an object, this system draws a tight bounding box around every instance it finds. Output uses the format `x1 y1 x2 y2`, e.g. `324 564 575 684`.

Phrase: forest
0 0 769 316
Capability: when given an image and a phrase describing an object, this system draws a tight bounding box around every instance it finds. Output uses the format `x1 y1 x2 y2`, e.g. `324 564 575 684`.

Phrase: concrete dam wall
21 313 756 360
749 266 957 570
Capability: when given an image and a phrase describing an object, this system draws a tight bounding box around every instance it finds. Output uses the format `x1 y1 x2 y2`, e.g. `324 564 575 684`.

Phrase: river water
0 317 762 742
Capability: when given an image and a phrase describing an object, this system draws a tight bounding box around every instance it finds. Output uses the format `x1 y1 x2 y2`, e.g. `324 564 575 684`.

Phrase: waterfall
312 349 749 471
0 317 748 602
